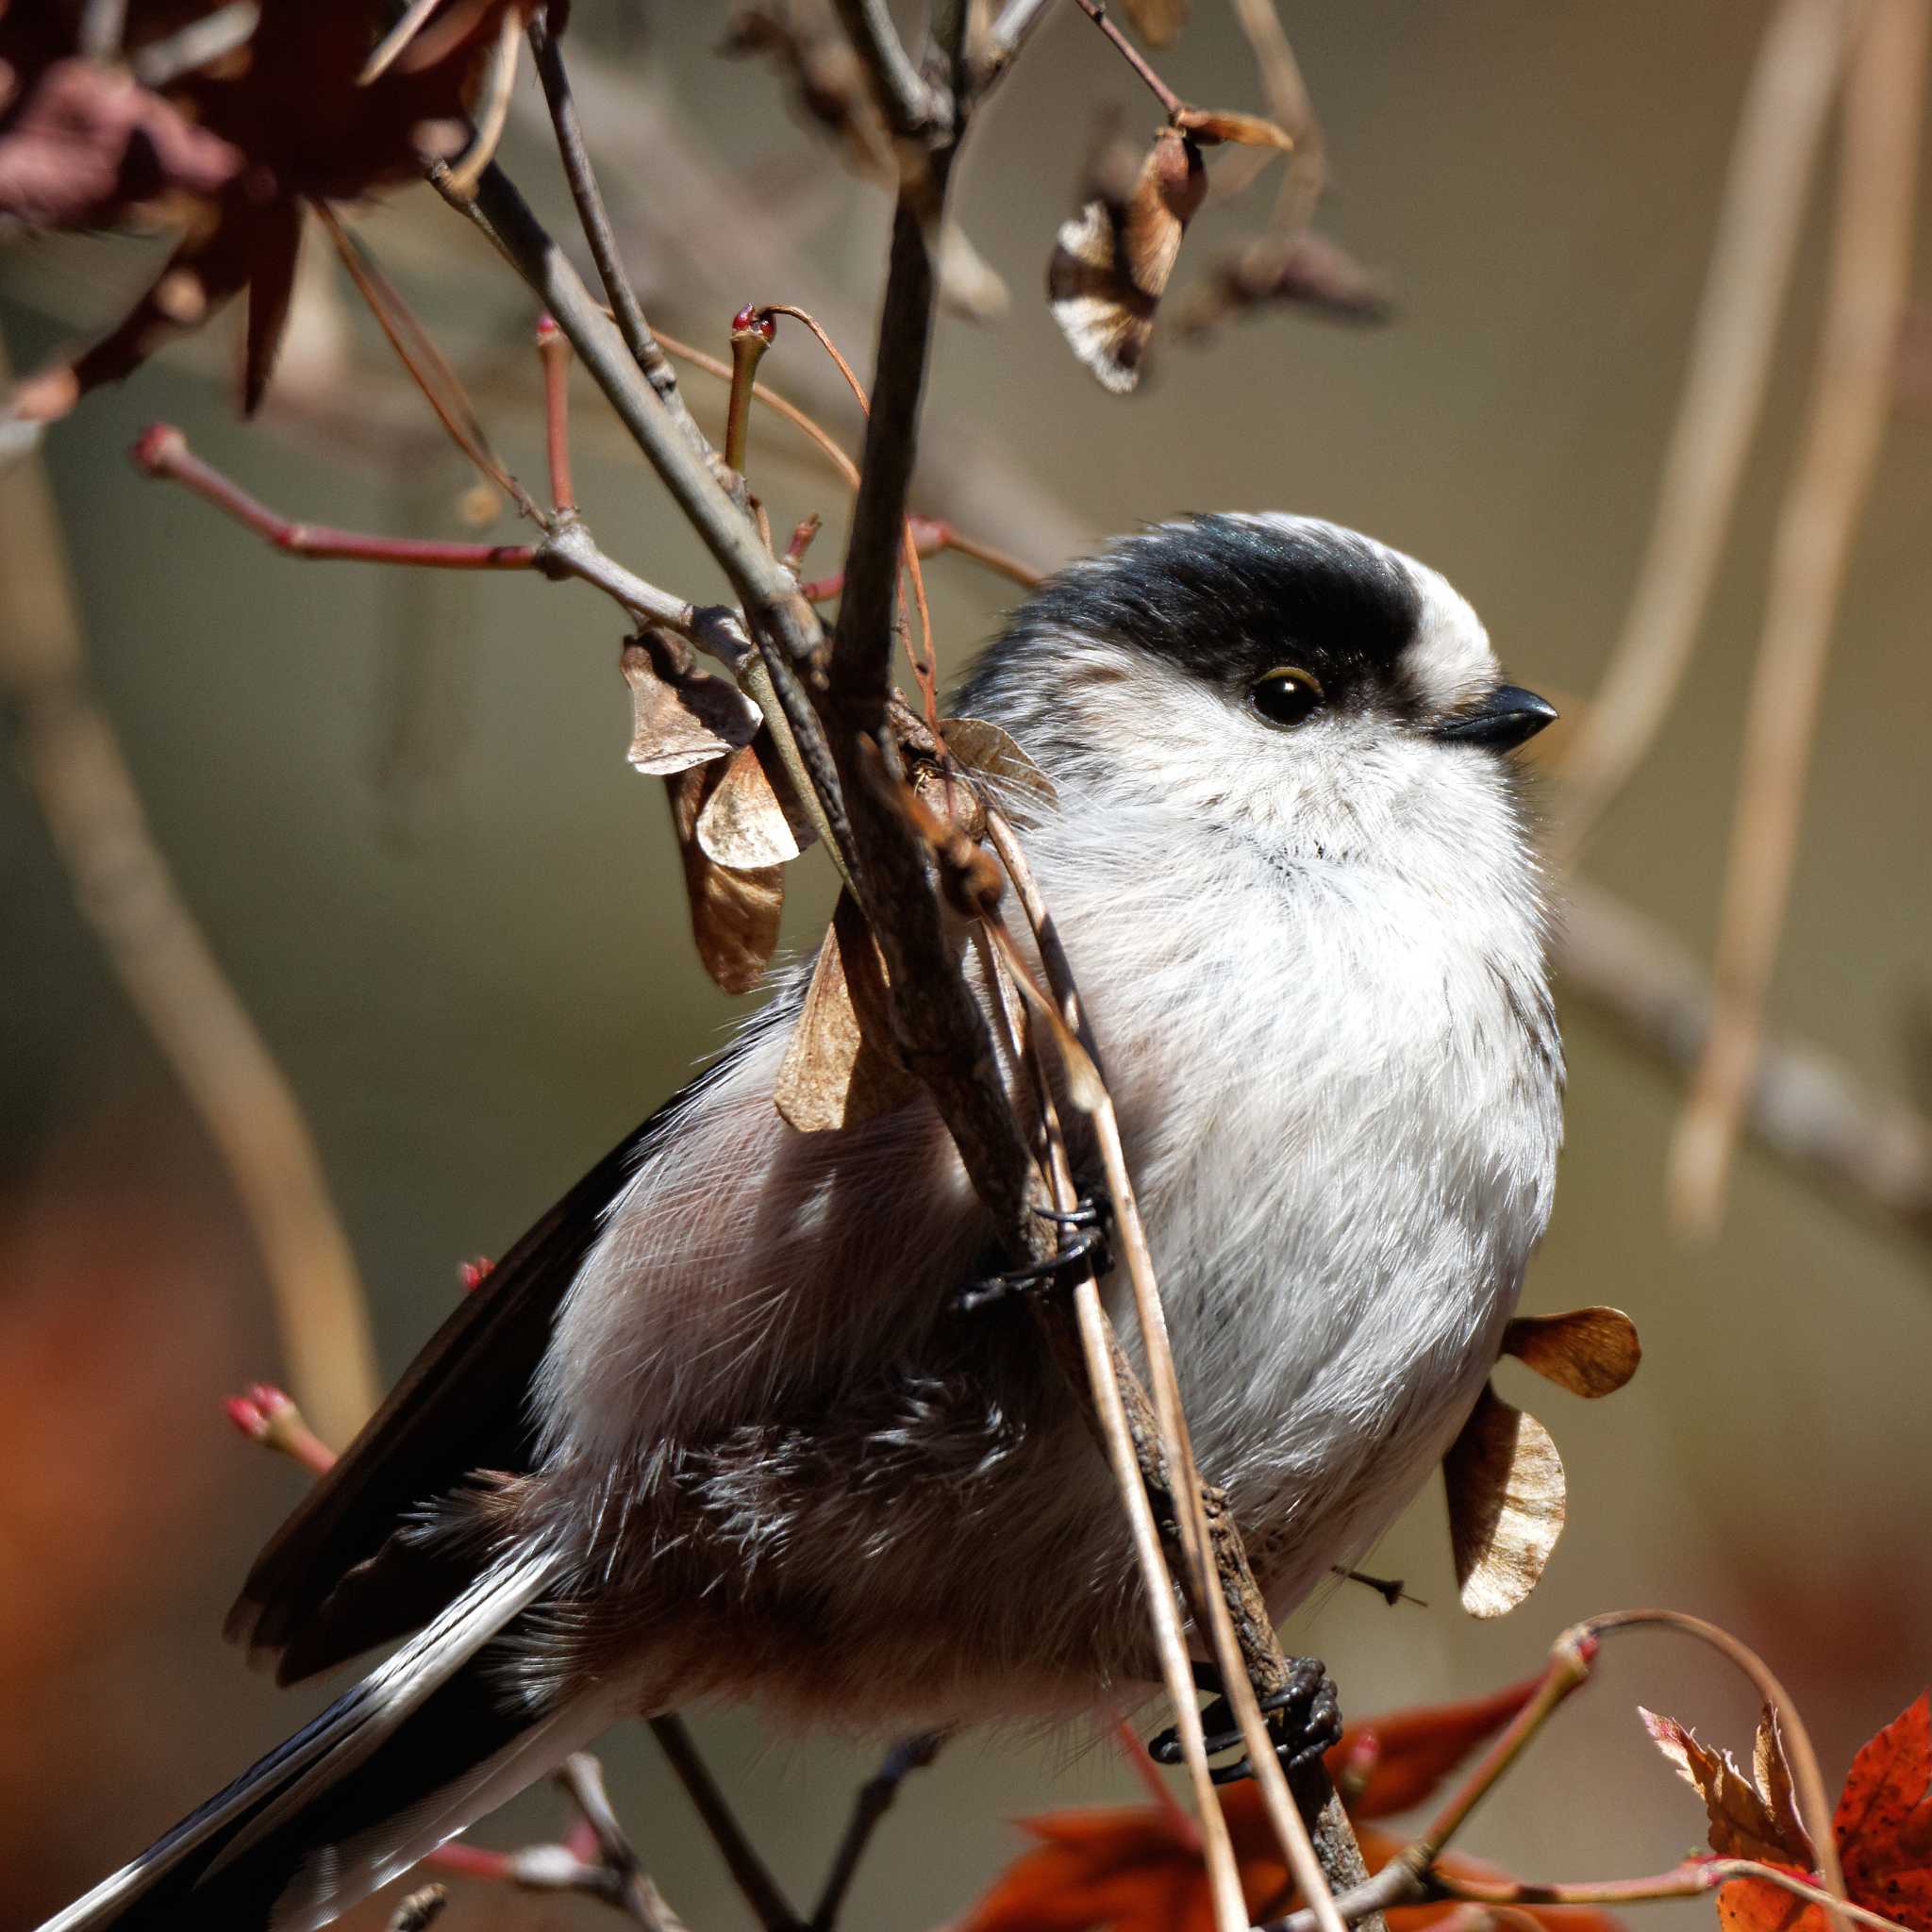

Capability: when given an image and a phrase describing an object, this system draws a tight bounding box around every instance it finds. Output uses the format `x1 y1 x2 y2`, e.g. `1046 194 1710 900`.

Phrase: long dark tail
39 1550 603 1932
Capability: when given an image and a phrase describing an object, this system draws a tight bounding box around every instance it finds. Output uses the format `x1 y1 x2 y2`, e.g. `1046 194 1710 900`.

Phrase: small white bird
44 512 1562 1932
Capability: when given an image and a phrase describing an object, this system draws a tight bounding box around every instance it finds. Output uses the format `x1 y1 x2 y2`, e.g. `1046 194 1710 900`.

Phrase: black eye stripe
1251 666 1324 726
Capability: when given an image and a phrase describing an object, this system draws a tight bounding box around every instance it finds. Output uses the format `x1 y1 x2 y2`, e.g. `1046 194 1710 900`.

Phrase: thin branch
558 1754 691 1932
524 8 715 472
1670 0 1928 1237
437 162 859 893
1552 0 1857 863
316 204 537 518
648 1716 802 1932
1068 0 1185 118
1557 882 1932 1249
1584 1609 1849 1930
986 811 1372 1932
829 0 944 137
963 903 1249 1932
133 424 701 633
808 1731 946 1930
1439 1858 1911 1932
0 363 379 1449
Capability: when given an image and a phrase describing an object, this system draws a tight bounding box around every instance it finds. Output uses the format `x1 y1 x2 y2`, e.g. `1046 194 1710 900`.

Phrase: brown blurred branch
1671 0 1928 1237
0 352 379 1447
1558 882 1932 1250
1553 0 1857 865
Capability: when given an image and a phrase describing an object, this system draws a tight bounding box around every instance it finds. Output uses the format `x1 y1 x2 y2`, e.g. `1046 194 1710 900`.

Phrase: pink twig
134 426 539 571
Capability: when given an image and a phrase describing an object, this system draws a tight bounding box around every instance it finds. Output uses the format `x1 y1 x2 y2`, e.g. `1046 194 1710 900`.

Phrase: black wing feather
226 1095 684 1683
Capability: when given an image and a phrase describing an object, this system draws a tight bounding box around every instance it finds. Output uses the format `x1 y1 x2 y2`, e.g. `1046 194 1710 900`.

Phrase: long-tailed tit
44 512 1562 1932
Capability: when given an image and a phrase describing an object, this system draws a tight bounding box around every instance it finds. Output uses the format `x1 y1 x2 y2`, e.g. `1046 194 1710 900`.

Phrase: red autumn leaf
13 0 532 418
957 1807 1623 1932
1648 1693 1932 1932
957 1680 1614 1932
1329 1674 1544 1821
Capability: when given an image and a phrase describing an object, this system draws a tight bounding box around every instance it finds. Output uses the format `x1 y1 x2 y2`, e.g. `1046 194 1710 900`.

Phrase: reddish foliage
1333 1675 1545 1821
8 1 531 417
956 1677 1621 1932
1717 1696 1932 1932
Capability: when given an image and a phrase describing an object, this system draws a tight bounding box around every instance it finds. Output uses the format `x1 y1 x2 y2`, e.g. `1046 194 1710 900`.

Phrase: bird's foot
951 1195 1113 1315
1147 1657 1342 1786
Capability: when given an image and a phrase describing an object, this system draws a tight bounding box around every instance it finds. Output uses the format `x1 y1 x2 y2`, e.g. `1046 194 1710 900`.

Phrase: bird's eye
1249 665 1324 727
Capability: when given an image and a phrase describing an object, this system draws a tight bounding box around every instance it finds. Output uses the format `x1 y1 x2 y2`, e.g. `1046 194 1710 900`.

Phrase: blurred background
5 3 1931 1929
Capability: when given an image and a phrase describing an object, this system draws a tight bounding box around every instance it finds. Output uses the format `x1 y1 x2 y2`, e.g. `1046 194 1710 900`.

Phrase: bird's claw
1147 1656 1342 1786
951 1194 1114 1314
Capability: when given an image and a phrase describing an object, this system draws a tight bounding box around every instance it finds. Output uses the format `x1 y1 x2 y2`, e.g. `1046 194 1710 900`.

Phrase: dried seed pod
774 890 920 1133
1443 1382 1566 1619
1172 106 1296 151
1048 125 1207 394
1501 1306 1641 1399
696 735 819 870
623 629 760 776
941 716 1059 826
665 760 782 996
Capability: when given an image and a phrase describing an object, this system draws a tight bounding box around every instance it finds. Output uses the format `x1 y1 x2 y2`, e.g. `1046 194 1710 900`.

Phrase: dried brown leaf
1048 125 1207 394
665 763 782 996
1173 106 1296 151
697 738 818 869
1443 1382 1565 1619
1641 1708 1812 1867
1755 1703 1816 1866
623 631 760 777
774 890 920 1133
1501 1307 1641 1400
941 717 1059 826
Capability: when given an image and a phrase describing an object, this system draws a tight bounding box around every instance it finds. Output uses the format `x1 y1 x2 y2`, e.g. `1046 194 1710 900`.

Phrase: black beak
1435 684 1558 751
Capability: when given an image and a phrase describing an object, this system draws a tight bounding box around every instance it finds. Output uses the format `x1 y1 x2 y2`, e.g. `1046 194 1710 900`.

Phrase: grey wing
530 993 998 1474
226 1070 719 1685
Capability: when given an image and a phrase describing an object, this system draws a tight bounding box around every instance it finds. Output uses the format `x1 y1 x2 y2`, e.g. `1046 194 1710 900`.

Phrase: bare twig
808 1731 946 1930
806 48 1048 1237
1266 1610 1860 1932
829 0 944 136
0 364 379 1448
451 161 856 870
525 8 715 473
965 905 1250 1932
558 1754 691 1932
1439 1857 1910 1932
1068 0 1186 117
133 424 701 634
648 1716 801 1932
1557 882 1932 1249
1584 1608 1849 1931
985 812 1372 1932
1670 0 1927 1236
1553 0 1857 863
